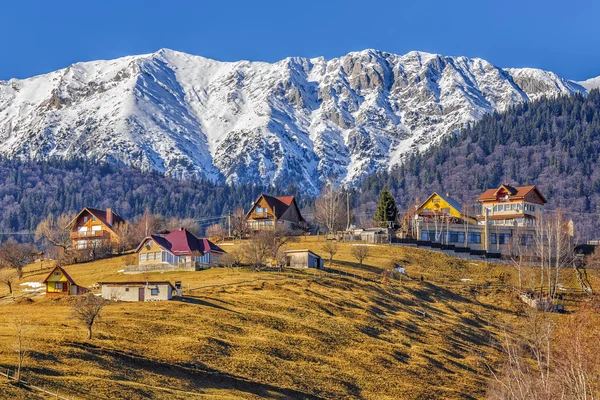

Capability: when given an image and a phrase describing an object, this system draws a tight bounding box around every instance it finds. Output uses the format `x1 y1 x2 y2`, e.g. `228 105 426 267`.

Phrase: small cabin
283 250 323 269
100 281 175 302
43 266 87 296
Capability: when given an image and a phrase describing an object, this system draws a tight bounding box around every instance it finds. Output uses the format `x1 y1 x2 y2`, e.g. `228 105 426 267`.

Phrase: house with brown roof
43 266 88 296
476 184 547 226
67 207 124 251
132 228 226 271
245 194 305 232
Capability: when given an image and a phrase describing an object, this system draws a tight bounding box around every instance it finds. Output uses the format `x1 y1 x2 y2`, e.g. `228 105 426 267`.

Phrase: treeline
357 89 600 241
0 158 310 237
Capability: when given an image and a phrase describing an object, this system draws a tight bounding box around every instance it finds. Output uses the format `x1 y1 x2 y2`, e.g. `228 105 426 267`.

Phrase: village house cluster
403 184 555 258
41 184 564 301
44 193 311 302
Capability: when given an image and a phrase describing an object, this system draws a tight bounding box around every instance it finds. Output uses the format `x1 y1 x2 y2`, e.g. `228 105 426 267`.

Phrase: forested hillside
358 90 600 242
0 158 307 235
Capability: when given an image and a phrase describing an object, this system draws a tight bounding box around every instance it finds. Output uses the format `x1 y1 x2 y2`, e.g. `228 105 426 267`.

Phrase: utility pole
228 211 232 238
346 192 350 231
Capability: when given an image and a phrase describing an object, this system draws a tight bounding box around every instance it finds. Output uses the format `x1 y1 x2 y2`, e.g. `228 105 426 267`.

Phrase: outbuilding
283 250 323 269
100 281 176 302
43 266 88 296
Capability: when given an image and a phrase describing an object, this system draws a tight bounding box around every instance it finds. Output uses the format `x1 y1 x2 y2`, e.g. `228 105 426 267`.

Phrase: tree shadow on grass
63 341 326 399
172 296 240 313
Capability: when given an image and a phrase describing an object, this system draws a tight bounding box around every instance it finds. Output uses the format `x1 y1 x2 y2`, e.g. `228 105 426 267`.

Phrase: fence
0 368 80 399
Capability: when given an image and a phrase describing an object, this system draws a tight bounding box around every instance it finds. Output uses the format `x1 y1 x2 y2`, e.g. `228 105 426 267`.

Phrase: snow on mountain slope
0 49 588 192
578 76 600 91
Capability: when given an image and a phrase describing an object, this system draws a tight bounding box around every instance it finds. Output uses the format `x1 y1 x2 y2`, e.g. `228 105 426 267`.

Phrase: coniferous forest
2 90 600 242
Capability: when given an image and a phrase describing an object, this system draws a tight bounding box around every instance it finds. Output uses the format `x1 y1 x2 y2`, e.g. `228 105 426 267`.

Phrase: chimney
106 208 113 226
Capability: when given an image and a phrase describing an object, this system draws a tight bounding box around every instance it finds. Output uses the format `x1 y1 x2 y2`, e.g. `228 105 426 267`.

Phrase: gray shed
283 250 323 269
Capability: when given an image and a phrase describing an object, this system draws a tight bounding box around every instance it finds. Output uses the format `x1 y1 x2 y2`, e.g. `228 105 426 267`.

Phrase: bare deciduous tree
0 268 18 299
217 249 243 273
72 293 108 340
165 217 201 237
0 239 34 278
35 213 74 255
314 184 347 234
351 245 370 269
206 223 227 242
244 229 295 271
231 207 249 240
13 314 35 383
322 242 338 267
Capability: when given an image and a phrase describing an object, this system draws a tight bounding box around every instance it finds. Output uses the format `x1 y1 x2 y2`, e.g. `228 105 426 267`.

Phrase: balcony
70 230 110 240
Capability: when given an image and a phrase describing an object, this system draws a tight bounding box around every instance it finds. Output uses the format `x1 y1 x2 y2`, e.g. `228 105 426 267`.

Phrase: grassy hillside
0 238 590 399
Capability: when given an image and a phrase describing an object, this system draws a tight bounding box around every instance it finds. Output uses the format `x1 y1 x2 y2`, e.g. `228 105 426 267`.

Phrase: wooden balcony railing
70 230 110 240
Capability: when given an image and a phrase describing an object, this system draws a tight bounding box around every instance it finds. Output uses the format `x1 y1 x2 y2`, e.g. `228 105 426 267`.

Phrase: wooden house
132 228 226 272
43 266 87 296
67 208 124 250
245 194 305 232
100 281 175 302
476 184 547 226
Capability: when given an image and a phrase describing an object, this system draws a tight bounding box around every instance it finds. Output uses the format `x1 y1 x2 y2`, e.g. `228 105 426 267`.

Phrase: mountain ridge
0 48 595 192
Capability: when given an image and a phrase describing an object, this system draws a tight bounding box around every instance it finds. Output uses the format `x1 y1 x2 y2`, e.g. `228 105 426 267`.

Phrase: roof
283 249 321 258
42 266 76 284
246 194 304 222
418 192 464 213
66 207 124 229
99 281 176 289
477 185 547 204
135 228 226 256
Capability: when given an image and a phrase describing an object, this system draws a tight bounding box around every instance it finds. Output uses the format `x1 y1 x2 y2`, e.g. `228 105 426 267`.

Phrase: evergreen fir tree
374 189 398 227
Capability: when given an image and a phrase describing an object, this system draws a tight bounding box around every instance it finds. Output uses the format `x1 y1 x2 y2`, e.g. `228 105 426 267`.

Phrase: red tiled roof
477 185 547 203
135 229 225 256
42 266 76 285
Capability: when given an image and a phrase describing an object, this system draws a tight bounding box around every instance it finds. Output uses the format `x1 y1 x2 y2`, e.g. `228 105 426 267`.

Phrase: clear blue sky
2 0 599 81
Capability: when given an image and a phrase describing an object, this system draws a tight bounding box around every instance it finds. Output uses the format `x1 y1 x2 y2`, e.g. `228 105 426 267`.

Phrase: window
139 253 147 262
493 233 512 245
468 232 481 244
421 231 429 240
154 252 161 260
151 288 159 296
520 234 533 246
266 220 273 226
83 216 89 223
92 216 96 222
125 288 129 292
55 282 63 290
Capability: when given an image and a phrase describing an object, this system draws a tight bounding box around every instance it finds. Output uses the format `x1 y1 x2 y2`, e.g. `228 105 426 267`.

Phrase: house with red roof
66 207 125 251
245 194 305 232
476 184 547 226
42 266 88 296
134 228 226 271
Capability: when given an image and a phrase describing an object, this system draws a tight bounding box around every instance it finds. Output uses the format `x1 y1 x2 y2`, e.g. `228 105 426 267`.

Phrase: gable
417 193 462 218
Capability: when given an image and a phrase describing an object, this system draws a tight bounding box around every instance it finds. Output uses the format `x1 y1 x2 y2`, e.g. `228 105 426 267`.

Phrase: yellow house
42 266 87 296
416 192 476 223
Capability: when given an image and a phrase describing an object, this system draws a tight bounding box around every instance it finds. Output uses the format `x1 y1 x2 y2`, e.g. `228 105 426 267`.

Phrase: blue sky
2 0 599 81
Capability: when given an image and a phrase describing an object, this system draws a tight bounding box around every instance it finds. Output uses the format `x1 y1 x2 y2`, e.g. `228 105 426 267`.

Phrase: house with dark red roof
134 228 226 271
245 194 305 232
67 207 125 251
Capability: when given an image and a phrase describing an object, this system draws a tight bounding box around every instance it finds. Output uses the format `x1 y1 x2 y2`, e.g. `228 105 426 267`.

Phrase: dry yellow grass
0 237 591 399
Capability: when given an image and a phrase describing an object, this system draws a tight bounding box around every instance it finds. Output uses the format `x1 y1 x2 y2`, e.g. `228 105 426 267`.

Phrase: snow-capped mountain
0 49 591 192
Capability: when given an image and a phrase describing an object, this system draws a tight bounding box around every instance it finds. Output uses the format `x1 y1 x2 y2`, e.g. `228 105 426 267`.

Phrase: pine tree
374 189 398 227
